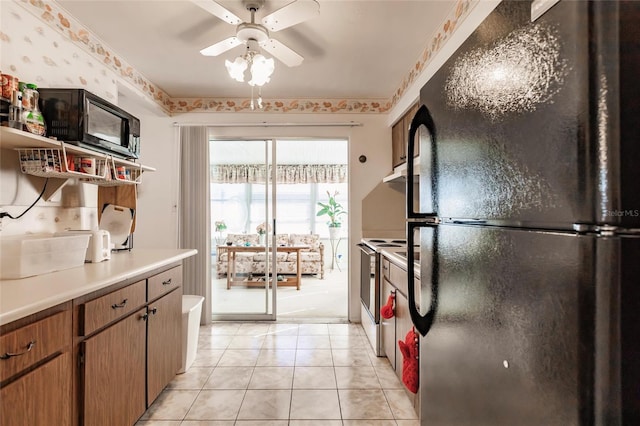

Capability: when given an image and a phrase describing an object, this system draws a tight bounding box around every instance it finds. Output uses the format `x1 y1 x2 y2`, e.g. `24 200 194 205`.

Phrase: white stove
358 237 408 355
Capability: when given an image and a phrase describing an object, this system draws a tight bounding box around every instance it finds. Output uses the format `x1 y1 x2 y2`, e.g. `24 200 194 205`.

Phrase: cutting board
98 186 137 232
100 204 135 248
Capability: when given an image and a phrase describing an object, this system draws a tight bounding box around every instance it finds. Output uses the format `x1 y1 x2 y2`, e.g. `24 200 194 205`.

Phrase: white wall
0 0 115 235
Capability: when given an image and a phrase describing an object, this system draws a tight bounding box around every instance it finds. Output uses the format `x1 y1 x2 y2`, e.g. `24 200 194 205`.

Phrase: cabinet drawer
148 266 182 301
382 258 391 281
80 280 146 336
390 262 408 296
0 310 71 382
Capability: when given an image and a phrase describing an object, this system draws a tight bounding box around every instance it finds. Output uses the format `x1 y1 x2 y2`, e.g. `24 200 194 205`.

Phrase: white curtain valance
211 164 347 184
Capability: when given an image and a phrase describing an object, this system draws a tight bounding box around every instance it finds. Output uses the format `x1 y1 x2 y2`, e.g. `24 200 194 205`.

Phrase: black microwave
38 88 140 159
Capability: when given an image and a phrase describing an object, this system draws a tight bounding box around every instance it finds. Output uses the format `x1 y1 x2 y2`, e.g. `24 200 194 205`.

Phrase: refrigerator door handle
449 219 487 225
407 104 438 220
407 221 438 337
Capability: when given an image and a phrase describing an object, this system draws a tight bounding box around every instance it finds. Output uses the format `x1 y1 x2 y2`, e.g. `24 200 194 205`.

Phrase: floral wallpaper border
169 97 392 114
12 0 475 115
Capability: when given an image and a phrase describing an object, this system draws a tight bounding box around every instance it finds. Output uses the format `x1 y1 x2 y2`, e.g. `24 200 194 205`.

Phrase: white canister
80 157 96 175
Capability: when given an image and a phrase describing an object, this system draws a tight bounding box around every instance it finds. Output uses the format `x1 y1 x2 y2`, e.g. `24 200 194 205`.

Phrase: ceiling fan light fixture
248 54 275 87
197 0 319 107
225 56 248 82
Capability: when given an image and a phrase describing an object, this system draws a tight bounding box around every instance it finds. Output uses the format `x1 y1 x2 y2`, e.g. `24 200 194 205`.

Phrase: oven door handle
357 243 376 256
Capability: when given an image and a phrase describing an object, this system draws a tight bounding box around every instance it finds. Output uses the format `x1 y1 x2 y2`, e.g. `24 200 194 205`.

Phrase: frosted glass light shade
248 54 275 87
225 57 248 82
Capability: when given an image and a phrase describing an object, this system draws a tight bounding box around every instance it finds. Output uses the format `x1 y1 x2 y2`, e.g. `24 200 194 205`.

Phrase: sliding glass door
210 139 277 320
209 137 349 321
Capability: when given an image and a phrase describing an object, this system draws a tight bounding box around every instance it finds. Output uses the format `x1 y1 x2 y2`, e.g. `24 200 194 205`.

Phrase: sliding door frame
210 138 278 321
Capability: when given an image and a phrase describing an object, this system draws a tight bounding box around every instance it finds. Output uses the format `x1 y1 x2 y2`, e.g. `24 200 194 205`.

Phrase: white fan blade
262 0 320 32
192 0 242 25
263 38 304 67
200 37 243 56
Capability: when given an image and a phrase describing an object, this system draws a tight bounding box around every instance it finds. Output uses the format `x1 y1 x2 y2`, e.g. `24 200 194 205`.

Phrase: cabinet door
395 290 419 408
392 120 406 168
0 352 72 425
380 277 396 369
82 308 146 426
405 103 420 158
147 288 182 405
394 291 416 379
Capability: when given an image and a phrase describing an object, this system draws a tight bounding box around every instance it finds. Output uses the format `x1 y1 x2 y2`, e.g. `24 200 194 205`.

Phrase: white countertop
0 248 197 326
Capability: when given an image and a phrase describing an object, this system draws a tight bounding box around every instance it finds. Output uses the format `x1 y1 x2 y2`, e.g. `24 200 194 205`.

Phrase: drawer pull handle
111 299 128 309
162 279 172 286
1 341 36 360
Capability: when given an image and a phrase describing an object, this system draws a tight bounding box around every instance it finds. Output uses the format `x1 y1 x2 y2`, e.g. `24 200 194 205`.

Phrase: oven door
358 243 377 321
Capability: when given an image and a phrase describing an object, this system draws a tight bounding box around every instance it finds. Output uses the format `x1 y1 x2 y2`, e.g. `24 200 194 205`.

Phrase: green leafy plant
316 190 347 227
214 220 227 245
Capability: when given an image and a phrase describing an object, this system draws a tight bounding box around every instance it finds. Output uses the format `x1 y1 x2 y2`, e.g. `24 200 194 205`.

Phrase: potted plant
256 222 269 245
316 190 347 240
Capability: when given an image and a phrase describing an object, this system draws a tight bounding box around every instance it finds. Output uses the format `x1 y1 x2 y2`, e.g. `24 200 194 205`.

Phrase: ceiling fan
193 0 320 67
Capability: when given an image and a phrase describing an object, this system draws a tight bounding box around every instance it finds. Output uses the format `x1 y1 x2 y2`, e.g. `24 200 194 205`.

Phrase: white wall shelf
2 126 155 200
1 127 155 172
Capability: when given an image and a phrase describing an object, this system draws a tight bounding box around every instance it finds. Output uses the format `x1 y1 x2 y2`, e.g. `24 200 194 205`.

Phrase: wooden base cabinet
147 289 181 405
1 263 185 426
380 255 421 415
1 352 72 425
78 266 183 425
81 308 147 426
394 291 412 379
0 306 72 425
380 276 396 369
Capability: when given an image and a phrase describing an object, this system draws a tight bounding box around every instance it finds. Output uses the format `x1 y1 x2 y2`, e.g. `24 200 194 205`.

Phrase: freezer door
419 224 606 425
419 0 640 228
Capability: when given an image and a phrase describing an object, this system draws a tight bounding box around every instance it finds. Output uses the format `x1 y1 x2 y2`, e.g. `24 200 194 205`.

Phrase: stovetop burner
361 238 407 252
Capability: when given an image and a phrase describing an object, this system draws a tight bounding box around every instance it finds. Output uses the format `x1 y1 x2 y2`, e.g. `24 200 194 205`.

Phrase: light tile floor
136 322 419 426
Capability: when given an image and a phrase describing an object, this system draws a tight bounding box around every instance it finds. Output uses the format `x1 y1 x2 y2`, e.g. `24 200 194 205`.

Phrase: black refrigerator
404 1 639 425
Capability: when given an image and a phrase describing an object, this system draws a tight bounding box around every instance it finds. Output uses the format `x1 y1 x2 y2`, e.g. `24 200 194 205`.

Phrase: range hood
383 157 419 183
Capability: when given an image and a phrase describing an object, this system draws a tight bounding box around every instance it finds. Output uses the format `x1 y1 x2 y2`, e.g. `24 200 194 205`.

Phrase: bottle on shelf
8 90 23 130
21 83 46 136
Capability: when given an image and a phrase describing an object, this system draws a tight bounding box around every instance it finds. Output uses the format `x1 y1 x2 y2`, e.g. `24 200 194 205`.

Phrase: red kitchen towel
398 328 419 393
380 293 395 319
